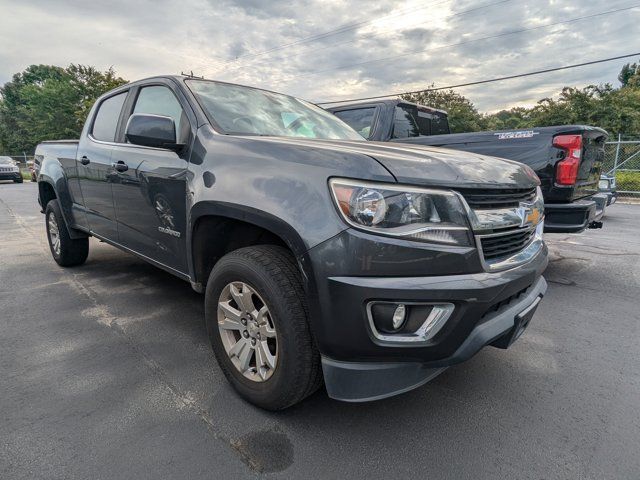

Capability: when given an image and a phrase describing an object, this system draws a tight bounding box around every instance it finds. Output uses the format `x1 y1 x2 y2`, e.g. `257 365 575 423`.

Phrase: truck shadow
71 238 571 476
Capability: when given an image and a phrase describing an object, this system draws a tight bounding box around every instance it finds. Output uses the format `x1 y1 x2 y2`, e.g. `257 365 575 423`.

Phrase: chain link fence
603 136 640 198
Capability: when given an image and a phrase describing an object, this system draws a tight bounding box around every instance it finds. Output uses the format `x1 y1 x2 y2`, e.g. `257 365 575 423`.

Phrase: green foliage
616 171 640 193
485 83 640 137
402 60 640 138
618 62 639 87
0 64 127 154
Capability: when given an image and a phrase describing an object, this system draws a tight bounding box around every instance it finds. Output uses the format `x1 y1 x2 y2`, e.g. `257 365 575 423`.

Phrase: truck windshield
186 80 364 141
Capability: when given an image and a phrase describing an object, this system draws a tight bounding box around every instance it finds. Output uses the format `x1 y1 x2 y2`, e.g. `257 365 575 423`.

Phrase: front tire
14 177 23 183
45 200 89 267
205 245 322 410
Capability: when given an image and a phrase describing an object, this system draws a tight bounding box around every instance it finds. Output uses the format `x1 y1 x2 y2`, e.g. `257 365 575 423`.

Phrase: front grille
480 228 536 261
459 187 536 209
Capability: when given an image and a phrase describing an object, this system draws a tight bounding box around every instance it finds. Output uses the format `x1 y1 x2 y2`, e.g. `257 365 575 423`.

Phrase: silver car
0 156 23 183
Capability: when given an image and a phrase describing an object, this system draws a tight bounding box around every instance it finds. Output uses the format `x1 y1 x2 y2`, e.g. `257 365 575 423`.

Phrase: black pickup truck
328 99 608 233
35 76 547 409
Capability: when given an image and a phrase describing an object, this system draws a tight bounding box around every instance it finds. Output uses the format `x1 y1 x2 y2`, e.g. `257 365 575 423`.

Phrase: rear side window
333 108 376 138
92 92 127 142
132 86 185 137
429 111 450 135
393 105 426 138
393 105 450 138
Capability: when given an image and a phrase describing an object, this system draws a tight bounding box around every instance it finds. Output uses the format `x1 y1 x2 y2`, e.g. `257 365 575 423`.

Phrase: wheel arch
188 201 314 291
38 177 88 240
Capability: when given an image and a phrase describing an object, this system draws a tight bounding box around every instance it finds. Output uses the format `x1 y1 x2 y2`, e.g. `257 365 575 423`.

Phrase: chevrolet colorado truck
36 76 547 410
329 99 608 233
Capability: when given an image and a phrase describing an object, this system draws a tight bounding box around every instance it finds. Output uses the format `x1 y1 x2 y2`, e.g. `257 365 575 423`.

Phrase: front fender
189 201 309 260
187 202 324 339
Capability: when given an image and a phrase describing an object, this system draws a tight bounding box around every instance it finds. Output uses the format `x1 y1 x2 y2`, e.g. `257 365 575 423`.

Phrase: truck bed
393 125 607 204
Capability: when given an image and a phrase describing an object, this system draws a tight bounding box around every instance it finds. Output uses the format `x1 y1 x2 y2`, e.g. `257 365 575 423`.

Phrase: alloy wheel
217 282 278 382
48 212 61 256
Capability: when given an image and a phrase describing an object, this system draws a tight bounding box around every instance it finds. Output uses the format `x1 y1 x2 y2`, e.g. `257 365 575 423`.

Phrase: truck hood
247 136 540 189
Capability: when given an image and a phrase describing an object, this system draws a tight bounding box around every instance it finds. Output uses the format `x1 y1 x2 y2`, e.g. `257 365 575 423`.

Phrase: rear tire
45 200 89 267
204 245 322 410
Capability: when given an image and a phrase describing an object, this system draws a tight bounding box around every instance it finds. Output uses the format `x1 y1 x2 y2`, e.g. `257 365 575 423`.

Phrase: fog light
392 304 406 330
367 301 455 344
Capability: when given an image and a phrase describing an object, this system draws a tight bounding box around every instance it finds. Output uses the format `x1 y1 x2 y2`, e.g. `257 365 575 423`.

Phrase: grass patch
615 171 640 192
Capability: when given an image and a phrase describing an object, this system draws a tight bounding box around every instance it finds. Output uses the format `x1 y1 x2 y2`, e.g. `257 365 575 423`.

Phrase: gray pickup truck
35 76 547 409
329 99 608 233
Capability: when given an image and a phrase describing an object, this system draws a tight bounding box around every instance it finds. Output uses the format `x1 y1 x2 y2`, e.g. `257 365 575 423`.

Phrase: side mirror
125 113 182 150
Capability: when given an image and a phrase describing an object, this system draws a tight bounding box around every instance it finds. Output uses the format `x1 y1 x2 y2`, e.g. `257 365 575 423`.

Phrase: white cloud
0 0 638 111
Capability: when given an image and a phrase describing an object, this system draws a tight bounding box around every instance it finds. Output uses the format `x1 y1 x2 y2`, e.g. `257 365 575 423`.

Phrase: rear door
77 90 129 240
110 81 193 274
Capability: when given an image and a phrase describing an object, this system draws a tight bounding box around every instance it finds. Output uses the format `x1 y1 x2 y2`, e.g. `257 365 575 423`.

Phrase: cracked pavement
2 183 639 479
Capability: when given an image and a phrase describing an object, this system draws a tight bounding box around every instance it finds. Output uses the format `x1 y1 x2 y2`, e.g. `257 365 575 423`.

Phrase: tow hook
588 221 603 229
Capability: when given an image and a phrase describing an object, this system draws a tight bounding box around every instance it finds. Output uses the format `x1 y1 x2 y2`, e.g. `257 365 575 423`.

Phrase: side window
392 105 423 139
132 86 186 141
430 112 450 135
92 92 127 142
333 108 375 138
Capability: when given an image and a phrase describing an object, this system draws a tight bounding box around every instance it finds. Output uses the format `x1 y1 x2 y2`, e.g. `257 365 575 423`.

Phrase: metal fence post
613 133 621 173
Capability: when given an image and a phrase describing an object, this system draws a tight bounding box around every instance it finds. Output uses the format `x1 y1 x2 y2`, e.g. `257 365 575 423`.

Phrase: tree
66 64 128 131
0 64 127 154
618 62 639 87
484 107 532 131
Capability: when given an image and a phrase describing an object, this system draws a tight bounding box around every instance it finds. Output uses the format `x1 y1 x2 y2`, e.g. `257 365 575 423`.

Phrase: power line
315 52 640 105
287 4 640 81
217 0 511 73
211 1 449 68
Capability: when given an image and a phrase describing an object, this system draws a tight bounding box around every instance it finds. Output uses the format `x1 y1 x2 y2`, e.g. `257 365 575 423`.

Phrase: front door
76 90 128 240
110 84 190 274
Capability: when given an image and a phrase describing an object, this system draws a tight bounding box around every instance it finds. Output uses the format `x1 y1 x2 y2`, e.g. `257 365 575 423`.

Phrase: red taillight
553 134 582 185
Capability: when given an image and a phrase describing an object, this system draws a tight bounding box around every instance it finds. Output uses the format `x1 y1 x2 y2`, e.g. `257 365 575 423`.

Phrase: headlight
329 178 472 246
599 179 609 190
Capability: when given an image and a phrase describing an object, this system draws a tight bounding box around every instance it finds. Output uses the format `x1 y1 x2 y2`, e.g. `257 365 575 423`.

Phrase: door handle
112 160 128 172
80 156 90 165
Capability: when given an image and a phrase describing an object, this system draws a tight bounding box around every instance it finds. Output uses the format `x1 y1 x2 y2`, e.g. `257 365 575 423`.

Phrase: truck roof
96 74 320 106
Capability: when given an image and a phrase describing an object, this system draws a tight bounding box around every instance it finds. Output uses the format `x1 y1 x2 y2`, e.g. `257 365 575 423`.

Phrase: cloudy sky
0 0 638 111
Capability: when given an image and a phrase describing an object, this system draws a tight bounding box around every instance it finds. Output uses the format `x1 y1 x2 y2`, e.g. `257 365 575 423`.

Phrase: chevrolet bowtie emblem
526 207 542 226
516 204 542 228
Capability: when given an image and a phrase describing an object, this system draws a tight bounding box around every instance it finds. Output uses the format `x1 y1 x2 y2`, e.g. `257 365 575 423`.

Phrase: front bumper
0 171 21 181
544 194 607 233
604 191 617 206
322 275 546 402
306 229 548 401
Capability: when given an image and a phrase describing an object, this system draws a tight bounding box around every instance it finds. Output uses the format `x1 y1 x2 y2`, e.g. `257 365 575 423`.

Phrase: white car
0 156 23 183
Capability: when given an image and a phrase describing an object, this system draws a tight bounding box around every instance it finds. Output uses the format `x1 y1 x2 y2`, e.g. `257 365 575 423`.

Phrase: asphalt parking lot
1 182 639 479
